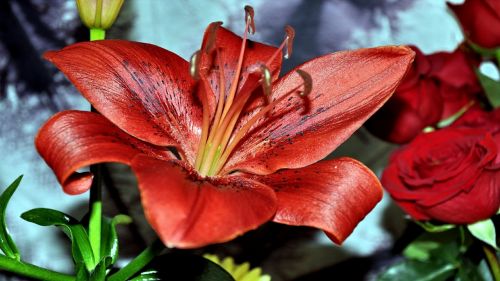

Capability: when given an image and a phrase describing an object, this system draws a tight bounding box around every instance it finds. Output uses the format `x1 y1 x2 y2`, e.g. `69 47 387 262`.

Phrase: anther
189 50 201 79
204 21 223 54
296 69 312 96
284 25 295 59
260 65 272 96
244 6 256 34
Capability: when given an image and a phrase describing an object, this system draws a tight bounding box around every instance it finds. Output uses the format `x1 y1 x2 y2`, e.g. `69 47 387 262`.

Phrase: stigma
190 6 310 177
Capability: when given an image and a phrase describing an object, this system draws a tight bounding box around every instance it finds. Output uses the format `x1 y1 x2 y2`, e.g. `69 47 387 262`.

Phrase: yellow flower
204 254 271 281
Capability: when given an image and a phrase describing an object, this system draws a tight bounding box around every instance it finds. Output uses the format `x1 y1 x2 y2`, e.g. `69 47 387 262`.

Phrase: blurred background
0 0 464 280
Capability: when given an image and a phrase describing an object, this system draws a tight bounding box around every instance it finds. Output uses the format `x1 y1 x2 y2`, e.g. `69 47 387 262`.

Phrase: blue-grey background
0 0 463 280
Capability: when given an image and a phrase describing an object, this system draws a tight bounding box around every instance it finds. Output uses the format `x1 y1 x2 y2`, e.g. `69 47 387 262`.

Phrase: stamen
212 70 313 175
284 25 295 59
244 6 256 34
260 65 272 96
189 50 201 80
296 69 312 96
265 25 296 66
203 22 223 54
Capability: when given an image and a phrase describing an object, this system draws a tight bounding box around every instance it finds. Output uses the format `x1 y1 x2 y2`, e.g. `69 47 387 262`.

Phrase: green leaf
21 208 95 271
90 257 110 281
468 41 500 57
0 175 22 260
132 253 235 281
403 230 463 263
467 219 498 250
100 214 132 266
415 221 456 233
476 70 500 108
455 259 487 281
377 259 457 281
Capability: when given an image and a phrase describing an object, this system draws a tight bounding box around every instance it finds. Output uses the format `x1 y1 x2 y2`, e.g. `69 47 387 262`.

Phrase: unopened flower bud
76 0 124 30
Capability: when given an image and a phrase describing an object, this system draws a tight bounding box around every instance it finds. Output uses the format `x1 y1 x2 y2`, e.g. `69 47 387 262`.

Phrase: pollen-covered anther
266 25 296 66
244 5 256 34
296 69 312 96
284 25 295 59
204 22 223 54
189 50 201 80
260 65 272 96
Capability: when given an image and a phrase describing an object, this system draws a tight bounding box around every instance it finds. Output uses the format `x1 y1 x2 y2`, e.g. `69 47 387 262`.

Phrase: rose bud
382 126 500 224
365 47 481 144
448 0 500 49
427 47 481 119
365 47 443 144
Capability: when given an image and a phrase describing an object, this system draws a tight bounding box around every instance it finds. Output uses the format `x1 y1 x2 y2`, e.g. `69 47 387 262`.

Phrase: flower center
190 6 310 177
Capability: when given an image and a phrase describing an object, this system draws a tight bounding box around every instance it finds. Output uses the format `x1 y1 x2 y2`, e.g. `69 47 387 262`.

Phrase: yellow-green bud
76 0 124 30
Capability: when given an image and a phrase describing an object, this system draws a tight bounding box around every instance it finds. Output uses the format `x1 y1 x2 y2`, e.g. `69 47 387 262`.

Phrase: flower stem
107 239 165 281
90 28 106 41
88 163 102 264
88 28 106 265
0 255 74 281
483 245 500 281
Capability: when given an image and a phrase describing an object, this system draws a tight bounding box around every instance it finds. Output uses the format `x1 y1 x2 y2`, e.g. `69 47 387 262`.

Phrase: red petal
35 110 173 195
224 46 415 175
44 40 200 164
131 155 277 248
199 25 282 113
246 158 383 244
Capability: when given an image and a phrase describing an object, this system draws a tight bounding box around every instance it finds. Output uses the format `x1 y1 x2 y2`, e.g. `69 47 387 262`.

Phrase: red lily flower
36 10 414 248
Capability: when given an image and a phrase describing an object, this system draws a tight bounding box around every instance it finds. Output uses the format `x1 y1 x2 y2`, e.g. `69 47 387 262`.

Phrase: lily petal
35 110 173 195
44 40 200 164
246 157 382 244
199 25 282 112
131 155 277 248
224 46 415 175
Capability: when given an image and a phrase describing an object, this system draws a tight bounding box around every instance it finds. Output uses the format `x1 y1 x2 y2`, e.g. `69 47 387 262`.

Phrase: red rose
449 0 500 49
427 48 481 119
366 47 481 144
382 126 500 224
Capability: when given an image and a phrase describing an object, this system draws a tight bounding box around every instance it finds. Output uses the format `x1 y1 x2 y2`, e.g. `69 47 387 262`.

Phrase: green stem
88 25 105 265
0 255 74 281
88 163 102 265
107 240 165 281
90 28 106 41
483 245 500 281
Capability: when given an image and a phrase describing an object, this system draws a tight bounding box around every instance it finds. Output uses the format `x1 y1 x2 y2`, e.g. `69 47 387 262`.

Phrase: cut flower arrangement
0 1 497 281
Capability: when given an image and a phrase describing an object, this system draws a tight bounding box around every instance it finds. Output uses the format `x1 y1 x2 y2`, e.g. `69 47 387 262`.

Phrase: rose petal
245 157 383 244
421 169 500 224
44 40 200 164
131 155 277 248
223 46 415 175
35 110 173 195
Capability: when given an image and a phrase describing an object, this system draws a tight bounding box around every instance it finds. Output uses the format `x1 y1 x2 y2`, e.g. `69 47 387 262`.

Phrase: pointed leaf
21 208 95 271
415 221 456 233
467 219 498 250
377 260 456 281
100 215 132 266
0 175 22 260
476 70 500 108
131 253 235 281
